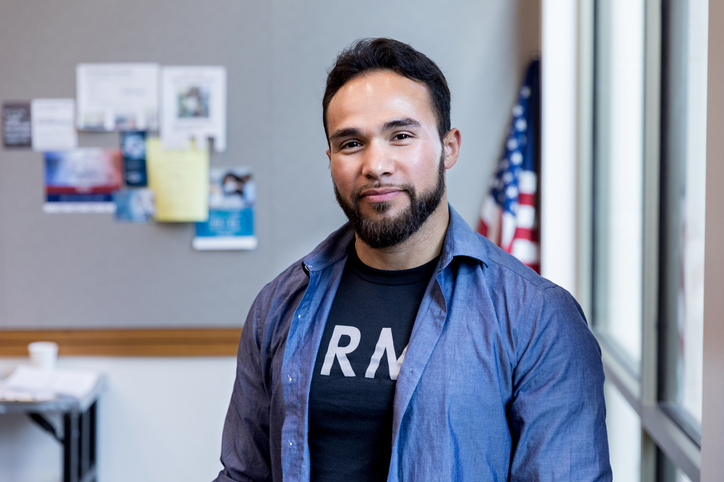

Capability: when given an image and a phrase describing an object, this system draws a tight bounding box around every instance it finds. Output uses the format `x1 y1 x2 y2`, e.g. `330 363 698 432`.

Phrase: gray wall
0 0 540 330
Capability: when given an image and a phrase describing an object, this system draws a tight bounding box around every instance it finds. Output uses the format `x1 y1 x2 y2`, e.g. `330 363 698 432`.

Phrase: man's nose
360 141 394 180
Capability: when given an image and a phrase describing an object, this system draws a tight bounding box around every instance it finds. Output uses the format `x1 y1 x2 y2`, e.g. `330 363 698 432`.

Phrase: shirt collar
439 204 489 269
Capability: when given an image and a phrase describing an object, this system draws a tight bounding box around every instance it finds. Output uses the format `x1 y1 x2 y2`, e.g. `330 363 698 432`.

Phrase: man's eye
393 133 411 141
341 141 361 149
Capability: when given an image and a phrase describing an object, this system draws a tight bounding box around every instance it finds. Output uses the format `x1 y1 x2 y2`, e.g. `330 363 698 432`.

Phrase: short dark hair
322 38 451 143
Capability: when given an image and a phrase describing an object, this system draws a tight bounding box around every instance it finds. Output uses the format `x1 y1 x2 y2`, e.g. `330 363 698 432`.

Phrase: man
215 38 611 481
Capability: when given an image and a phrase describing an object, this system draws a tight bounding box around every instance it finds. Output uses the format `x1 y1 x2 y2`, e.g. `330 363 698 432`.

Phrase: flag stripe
512 238 540 264
518 192 535 206
515 205 536 229
519 171 537 194
513 227 538 242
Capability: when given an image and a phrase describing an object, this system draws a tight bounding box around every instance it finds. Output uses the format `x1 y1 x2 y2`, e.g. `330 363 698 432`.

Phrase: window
605 383 642 480
592 0 646 371
658 0 706 431
590 0 705 479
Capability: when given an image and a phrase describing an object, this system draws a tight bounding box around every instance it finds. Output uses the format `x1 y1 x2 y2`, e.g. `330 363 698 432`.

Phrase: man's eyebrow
329 127 361 142
383 118 421 131
328 118 422 142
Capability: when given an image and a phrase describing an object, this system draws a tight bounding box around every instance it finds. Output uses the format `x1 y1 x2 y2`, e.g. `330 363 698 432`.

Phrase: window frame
584 0 703 480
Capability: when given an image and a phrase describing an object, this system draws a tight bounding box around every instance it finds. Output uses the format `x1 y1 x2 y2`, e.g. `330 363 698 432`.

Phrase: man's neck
354 203 449 271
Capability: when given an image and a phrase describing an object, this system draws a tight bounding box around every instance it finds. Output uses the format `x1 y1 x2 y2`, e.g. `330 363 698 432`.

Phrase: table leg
28 402 98 482
63 412 79 482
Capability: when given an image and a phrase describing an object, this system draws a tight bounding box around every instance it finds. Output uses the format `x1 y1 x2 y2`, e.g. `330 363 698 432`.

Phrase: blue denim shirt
215 205 612 481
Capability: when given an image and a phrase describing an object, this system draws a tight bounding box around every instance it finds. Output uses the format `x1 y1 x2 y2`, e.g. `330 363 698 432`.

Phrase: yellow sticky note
146 137 209 222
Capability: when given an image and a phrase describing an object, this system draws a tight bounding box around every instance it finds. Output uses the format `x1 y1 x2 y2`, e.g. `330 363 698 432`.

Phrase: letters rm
320 325 408 380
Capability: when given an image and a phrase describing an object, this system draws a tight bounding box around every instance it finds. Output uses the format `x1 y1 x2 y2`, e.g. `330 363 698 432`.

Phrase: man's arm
508 285 612 481
214 297 273 482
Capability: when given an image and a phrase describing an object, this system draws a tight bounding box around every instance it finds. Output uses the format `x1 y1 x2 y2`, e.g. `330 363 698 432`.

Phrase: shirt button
289 441 293 446
288 375 293 382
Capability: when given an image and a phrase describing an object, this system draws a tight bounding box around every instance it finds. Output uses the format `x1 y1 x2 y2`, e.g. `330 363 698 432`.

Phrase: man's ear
443 128 461 169
326 148 331 162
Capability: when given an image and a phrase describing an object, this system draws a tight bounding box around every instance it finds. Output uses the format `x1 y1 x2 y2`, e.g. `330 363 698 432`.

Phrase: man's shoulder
444 207 553 292
446 218 579 322
480 237 577 310
475 233 552 290
458 234 591 351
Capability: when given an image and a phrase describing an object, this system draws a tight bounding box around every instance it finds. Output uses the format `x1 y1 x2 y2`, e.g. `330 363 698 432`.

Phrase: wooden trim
0 328 242 357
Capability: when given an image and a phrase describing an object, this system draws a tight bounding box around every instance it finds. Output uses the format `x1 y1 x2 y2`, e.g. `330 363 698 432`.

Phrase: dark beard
333 156 446 249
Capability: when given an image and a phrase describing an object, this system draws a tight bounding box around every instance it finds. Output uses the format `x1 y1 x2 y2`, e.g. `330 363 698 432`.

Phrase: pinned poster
193 167 257 251
31 99 78 151
76 63 159 131
121 131 148 186
2 102 32 148
44 148 123 213
146 137 209 222
161 66 226 151
113 188 155 223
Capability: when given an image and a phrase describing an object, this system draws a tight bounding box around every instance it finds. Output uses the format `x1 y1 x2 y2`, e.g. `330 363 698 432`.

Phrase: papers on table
0 365 100 402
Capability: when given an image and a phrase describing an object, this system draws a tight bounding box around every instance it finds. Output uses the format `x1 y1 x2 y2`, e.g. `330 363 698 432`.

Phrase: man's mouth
358 187 405 204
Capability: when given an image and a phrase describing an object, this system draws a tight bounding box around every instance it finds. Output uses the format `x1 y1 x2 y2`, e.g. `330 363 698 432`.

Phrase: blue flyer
113 188 155 223
193 167 256 250
121 131 148 186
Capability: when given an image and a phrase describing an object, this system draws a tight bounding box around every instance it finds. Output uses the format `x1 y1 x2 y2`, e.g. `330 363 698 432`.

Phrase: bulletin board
0 0 540 355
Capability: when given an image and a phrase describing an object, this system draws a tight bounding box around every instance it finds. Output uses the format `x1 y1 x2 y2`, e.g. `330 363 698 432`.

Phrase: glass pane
659 0 705 427
605 383 641 481
656 446 694 482
593 0 646 368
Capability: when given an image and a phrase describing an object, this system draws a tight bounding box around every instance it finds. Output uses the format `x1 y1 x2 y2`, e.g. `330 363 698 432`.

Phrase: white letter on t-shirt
365 327 408 380
320 325 361 377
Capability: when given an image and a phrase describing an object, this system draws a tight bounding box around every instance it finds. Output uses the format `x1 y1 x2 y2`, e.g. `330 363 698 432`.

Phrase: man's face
326 70 451 249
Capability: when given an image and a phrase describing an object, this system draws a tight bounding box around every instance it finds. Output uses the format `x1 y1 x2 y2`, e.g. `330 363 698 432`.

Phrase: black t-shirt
308 248 439 481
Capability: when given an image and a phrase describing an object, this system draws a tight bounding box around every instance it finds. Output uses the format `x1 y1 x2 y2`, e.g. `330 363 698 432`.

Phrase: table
0 376 105 482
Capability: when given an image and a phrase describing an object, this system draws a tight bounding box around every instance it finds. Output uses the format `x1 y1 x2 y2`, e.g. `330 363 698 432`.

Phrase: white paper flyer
161 66 227 152
31 99 78 152
76 63 160 131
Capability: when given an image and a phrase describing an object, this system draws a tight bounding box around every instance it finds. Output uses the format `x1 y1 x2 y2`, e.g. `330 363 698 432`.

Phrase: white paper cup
28 341 59 370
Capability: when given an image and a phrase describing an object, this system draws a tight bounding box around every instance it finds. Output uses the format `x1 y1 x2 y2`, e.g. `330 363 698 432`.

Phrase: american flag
477 58 540 273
